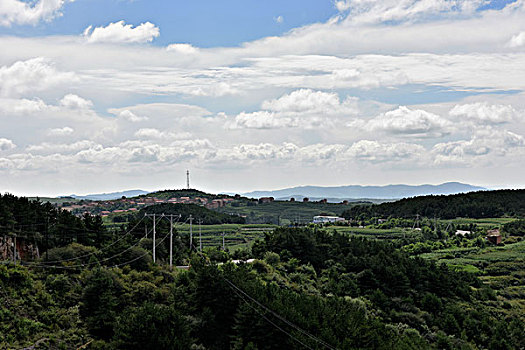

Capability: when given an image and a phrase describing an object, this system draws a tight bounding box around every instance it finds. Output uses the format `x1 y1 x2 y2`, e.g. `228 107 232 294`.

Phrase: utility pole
198 219 202 252
169 215 173 269
222 231 225 251
46 215 49 261
189 215 193 250
153 213 156 263
144 213 157 263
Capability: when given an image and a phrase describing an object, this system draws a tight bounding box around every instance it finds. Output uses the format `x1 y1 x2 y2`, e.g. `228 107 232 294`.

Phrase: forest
342 189 525 220
1 193 524 349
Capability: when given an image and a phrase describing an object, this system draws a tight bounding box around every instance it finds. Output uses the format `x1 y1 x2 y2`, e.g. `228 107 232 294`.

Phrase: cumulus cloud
449 102 521 125
115 110 148 123
166 43 199 54
0 98 48 115
262 89 349 113
227 111 297 130
346 140 425 163
274 16 284 24
351 106 453 137
0 138 16 151
433 129 525 165
83 21 160 44
0 0 72 27
59 94 93 110
334 1 351 12
47 126 74 136
338 0 486 24
227 89 358 129
134 128 192 140
26 140 101 154
0 58 76 97
508 31 525 48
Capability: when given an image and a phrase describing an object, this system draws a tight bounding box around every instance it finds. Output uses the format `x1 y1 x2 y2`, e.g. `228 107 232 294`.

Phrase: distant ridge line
242 182 486 200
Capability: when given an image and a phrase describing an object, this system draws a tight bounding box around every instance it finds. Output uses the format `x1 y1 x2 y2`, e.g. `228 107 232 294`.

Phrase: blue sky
1 0 338 47
0 0 525 196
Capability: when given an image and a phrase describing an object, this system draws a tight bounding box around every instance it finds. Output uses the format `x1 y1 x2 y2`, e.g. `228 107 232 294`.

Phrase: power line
223 278 337 350
189 243 337 350
228 281 315 350
38 216 146 264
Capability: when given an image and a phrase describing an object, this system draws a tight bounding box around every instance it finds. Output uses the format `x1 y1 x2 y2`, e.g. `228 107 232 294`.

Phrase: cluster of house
455 228 502 244
60 196 236 217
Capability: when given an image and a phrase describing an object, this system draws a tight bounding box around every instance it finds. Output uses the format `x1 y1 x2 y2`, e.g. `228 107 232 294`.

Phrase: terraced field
174 223 276 251
420 240 525 320
329 226 421 240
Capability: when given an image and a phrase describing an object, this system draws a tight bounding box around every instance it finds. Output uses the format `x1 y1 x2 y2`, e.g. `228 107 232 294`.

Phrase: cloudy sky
1 0 525 196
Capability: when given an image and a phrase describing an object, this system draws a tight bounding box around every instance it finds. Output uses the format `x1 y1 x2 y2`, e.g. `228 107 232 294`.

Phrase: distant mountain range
242 182 486 201
63 190 150 201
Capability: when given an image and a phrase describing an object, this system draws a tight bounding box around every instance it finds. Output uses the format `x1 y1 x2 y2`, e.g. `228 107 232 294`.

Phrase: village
58 195 236 217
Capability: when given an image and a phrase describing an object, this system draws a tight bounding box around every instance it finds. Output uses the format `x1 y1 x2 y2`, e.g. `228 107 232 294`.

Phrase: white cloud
352 106 453 137
0 98 48 115
47 126 74 136
26 140 101 154
433 129 525 165
115 110 148 122
336 0 486 25
508 31 525 48
166 43 199 54
227 111 297 129
59 94 93 110
346 140 425 163
134 128 192 140
449 102 521 125
83 21 160 44
274 16 284 24
262 89 347 113
0 0 71 27
0 58 76 97
334 1 351 12
0 138 16 151
227 89 359 129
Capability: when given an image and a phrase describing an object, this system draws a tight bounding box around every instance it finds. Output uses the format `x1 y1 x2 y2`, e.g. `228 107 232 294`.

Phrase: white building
313 216 346 224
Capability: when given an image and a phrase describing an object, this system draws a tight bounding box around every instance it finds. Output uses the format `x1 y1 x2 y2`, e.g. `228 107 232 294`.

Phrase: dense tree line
503 219 525 236
0 193 110 253
342 189 525 220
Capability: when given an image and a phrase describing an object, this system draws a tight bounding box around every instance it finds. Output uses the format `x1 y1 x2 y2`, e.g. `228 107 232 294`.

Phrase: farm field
216 200 354 224
445 217 517 228
174 223 276 251
420 239 525 321
328 225 420 240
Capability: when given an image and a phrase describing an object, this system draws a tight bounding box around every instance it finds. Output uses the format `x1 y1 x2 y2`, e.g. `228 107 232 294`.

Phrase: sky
1 0 525 196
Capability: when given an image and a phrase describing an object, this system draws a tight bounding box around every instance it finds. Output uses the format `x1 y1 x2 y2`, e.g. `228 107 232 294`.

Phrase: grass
173 223 276 251
327 226 421 240
444 217 518 228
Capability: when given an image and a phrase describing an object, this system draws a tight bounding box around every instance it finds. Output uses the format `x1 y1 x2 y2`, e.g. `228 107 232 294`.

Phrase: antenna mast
186 170 190 189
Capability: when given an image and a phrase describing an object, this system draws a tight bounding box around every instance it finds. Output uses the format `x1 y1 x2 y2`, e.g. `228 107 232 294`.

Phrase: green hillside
343 189 525 220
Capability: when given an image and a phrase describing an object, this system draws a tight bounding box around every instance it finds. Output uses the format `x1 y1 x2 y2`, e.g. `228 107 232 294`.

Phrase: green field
420 240 525 319
170 223 276 251
216 200 354 224
444 217 517 228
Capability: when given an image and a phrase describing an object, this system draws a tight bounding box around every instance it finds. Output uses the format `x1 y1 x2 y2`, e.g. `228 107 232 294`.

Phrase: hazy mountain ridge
243 182 486 200
64 190 150 201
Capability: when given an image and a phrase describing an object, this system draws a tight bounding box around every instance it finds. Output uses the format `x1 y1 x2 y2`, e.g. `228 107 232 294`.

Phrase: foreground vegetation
1 192 524 349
